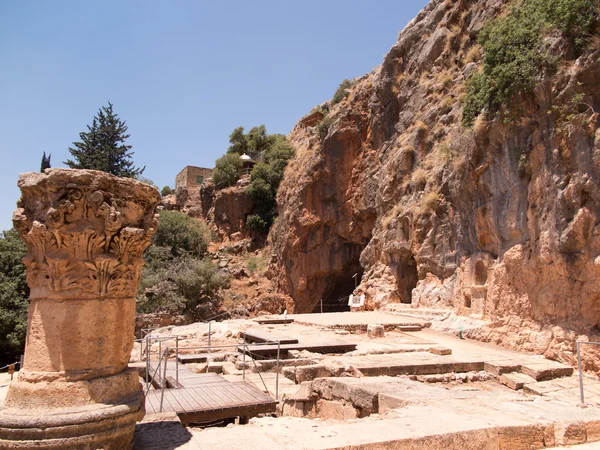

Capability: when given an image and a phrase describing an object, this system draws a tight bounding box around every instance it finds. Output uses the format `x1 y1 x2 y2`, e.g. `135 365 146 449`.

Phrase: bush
332 79 354 105
152 210 209 257
246 214 270 233
137 257 230 318
244 136 295 233
0 229 28 366
317 115 334 141
161 186 173 196
461 0 597 126
212 153 242 188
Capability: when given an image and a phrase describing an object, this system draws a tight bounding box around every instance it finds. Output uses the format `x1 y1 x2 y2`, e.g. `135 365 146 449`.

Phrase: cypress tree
40 152 51 172
64 102 144 178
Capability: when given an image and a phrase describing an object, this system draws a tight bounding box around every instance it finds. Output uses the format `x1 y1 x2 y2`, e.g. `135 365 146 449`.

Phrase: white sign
348 294 365 307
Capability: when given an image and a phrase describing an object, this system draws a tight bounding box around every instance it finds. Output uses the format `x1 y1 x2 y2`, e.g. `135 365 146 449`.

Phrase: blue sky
0 1 428 231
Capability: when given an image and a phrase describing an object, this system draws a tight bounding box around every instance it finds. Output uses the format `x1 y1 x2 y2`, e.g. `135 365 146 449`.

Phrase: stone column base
0 396 144 450
0 369 144 449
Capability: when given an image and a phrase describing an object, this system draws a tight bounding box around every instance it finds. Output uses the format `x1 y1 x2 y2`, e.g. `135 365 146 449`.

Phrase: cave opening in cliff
315 245 364 313
396 255 418 304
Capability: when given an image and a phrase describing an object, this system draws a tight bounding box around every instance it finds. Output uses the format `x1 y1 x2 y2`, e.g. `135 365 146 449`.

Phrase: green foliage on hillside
212 153 243 188
332 79 356 105
137 210 230 318
64 102 145 178
161 186 173 196
462 0 598 126
214 126 295 233
246 135 295 232
0 229 28 367
153 210 209 257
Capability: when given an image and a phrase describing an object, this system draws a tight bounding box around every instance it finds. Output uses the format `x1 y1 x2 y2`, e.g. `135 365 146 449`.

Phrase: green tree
246 136 295 232
137 211 230 319
246 125 269 158
137 257 230 318
227 126 249 155
40 152 51 172
64 102 145 178
212 153 243 188
0 229 29 366
152 210 209 257
161 186 173 196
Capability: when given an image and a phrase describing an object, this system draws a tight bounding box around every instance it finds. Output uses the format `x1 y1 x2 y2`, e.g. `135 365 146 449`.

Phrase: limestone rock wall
271 0 600 369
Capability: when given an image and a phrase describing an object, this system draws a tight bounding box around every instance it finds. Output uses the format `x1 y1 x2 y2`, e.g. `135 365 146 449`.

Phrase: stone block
296 364 337 384
207 362 225 373
555 422 586 446
222 362 242 375
378 393 409 413
484 360 521 376
585 420 600 442
428 346 452 356
499 373 536 390
315 399 358 420
367 324 385 338
282 366 297 383
520 362 574 381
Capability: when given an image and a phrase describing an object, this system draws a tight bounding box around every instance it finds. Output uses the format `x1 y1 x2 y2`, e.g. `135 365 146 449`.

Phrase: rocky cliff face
271 0 600 369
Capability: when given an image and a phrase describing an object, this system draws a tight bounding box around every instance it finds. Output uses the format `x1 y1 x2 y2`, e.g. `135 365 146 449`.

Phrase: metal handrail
577 341 600 405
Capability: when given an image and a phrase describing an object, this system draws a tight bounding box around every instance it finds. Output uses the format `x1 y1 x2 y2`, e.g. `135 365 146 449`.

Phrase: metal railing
577 341 600 406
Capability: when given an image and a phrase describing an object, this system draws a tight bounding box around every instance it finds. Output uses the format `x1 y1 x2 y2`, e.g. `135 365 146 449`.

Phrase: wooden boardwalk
145 381 277 424
145 361 277 423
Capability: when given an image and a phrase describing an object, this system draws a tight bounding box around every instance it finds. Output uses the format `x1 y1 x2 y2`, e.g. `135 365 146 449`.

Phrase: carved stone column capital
0 169 161 450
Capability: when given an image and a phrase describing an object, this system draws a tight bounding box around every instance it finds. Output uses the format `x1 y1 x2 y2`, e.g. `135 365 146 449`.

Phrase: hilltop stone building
176 166 213 189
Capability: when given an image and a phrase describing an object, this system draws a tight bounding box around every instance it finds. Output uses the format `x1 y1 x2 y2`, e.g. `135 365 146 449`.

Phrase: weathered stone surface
498 373 536 391
429 346 452 356
367 324 385 338
483 361 522 376
0 169 161 449
520 362 574 381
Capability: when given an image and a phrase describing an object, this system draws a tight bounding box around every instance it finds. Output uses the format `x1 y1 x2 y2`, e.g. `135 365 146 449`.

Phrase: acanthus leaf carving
14 169 162 300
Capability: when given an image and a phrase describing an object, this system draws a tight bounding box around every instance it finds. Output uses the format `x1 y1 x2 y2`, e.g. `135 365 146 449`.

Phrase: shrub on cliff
161 186 173 196
246 136 295 232
462 0 598 126
152 210 209 257
332 79 356 105
137 257 230 318
138 211 229 318
212 153 243 188
0 229 28 367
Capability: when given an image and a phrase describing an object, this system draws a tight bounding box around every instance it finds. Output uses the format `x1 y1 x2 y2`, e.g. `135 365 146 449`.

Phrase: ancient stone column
0 169 161 449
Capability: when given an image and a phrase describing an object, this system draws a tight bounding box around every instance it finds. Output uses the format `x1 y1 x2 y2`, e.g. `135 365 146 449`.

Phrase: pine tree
64 102 144 178
40 152 51 172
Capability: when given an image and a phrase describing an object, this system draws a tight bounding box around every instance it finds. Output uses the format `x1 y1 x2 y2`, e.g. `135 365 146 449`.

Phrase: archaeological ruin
0 169 161 449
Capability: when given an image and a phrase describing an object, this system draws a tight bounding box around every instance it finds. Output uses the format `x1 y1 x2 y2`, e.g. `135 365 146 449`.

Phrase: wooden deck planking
145 383 278 424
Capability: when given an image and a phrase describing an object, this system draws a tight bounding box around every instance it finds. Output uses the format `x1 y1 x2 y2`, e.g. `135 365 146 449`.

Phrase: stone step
397 325 423 332
520 361 573 381
484 360 523 376
499 373 537 391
